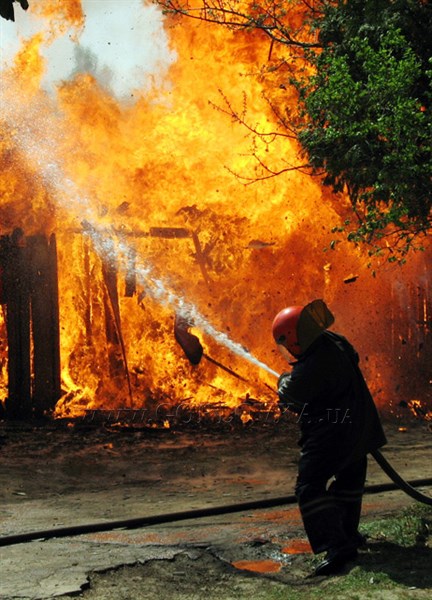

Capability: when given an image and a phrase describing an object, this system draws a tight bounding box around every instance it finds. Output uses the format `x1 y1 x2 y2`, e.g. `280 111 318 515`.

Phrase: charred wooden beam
191 230 211 286
202 354 248 383
101 241 133 406
149 227 190 239
1 229 32 419
28 234 61 416
101 248 124 385
83 238 93 344
124 247 136 297
49 234 61 403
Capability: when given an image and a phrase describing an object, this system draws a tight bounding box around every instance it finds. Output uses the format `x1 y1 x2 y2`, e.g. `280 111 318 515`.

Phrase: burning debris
174 314 203 365
173 314 251 382
399 399 432 422
343 274 359 284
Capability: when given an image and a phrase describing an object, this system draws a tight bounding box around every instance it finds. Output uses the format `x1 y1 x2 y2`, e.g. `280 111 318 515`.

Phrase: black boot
314 544 358 576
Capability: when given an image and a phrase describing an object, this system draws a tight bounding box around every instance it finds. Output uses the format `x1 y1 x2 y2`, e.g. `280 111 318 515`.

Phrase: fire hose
370 449 432 505
0 449 431 548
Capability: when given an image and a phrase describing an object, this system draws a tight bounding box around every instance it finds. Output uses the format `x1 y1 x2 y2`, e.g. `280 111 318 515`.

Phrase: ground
0 413 432 599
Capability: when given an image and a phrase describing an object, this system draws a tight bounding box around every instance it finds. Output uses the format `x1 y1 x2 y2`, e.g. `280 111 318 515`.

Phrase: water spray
1 80 278 387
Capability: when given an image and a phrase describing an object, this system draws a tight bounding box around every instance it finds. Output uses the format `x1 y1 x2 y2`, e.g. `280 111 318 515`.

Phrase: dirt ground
1 413 432 599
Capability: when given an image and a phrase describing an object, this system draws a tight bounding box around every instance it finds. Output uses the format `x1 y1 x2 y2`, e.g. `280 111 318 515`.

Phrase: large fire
0 1 431 422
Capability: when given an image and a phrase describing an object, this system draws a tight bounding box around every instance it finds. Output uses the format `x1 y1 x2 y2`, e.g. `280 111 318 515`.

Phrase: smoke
1 0 176 100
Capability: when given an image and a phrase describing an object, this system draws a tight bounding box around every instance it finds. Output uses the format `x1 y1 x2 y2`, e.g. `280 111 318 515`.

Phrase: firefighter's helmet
272 306 303 357
272 299 335 357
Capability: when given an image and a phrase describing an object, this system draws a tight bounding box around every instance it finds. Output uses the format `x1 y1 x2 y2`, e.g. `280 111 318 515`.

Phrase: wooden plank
29 234 61 416
102 251 121 349
124 247 136 297
3 229 32 419
149 227 190 239
83 238 93 344
101 247 133 406
48 234 61 404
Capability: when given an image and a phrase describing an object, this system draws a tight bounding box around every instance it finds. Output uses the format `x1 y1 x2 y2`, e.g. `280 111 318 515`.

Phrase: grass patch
266 505 432 600
360 504 432 547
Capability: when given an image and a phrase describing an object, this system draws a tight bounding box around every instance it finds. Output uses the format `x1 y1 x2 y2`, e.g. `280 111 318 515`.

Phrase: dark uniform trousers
277 331 386 555
295 452 367 554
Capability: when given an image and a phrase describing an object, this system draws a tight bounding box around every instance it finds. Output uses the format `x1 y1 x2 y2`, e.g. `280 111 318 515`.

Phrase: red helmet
272 300 335 358
272 306 303 357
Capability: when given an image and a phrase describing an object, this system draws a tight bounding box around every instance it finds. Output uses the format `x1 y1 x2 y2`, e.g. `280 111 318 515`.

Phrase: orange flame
1 2 431 421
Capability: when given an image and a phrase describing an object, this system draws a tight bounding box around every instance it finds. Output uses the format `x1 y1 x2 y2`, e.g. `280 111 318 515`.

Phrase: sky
0 0 176 100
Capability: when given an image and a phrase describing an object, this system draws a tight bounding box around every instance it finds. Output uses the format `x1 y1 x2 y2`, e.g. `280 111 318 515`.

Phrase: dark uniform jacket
278 331 387 466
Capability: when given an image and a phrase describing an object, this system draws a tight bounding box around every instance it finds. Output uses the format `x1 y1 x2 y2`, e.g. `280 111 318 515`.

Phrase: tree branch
157 0 322 48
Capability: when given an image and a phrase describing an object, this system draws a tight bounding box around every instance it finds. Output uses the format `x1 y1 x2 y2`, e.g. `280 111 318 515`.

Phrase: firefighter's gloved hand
277 372 292 398
277 371 290 387
277 373 291 414
277 372 304 414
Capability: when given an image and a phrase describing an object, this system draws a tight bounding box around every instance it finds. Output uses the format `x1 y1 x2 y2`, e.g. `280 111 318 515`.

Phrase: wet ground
0 415 431 599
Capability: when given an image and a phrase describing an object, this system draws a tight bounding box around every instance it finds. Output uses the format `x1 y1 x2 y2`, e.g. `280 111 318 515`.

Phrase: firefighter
272 299 387 576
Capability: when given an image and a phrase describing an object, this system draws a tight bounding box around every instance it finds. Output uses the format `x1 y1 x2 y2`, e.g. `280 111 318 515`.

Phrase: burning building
0 1 431 424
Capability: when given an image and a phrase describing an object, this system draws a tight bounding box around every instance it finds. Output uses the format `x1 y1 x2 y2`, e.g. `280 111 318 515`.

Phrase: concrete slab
0 540 188 599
